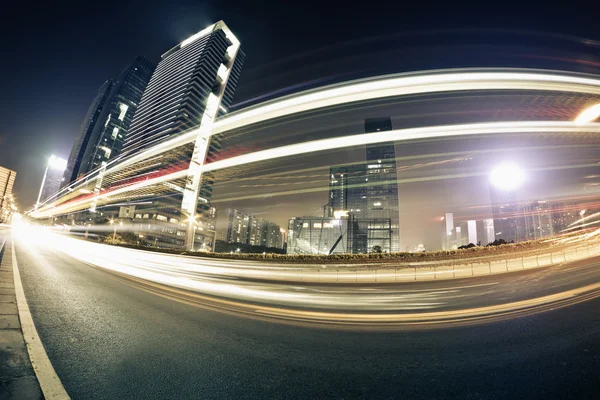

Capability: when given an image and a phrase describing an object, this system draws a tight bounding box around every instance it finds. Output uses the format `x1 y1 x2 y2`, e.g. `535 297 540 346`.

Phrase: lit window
314 223 322 228
302 223 308 228
169 218 179 224
118 103 129 121
156 215 167 221
373 202 382 206
111 127 119 139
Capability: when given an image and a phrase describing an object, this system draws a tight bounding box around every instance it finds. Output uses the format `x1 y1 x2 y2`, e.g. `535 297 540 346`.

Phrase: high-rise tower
327 117 400 253
62 57 155 188
122 21 244 250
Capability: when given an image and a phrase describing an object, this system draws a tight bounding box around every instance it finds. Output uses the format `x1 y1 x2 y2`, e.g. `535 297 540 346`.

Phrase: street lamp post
35 155 67 211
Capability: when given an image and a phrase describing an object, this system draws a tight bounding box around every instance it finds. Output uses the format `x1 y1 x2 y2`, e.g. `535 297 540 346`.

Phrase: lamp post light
489 162 525 192
35 155 67 211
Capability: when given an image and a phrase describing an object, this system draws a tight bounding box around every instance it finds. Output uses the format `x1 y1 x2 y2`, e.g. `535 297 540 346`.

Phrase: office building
483 218 495 244
467 220 477 245
63 57 155 187
287 215 392 254
223 209 284 249
226 208 249 243
326 117 400 253
116 21 245 250
521 200 554 240
288 216 349 254
442 212 455 250
0 166 17 222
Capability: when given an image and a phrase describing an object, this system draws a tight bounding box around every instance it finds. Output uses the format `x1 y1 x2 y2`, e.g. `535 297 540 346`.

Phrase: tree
371 245 383 253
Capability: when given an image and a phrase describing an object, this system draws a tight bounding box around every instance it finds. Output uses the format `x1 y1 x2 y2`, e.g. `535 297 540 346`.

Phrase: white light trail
30 68 600 217
41 68 600 204
210 68 600 135
200 121 600 173
575 103 600 124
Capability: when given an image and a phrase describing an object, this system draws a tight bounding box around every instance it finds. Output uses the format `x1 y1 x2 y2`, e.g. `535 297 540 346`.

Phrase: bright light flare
575 103 600 125
489 162 525 191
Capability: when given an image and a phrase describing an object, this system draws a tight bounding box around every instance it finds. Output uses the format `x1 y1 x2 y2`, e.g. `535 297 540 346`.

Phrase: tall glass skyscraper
327 117 400 253
62 57 155 188
118 21 245 250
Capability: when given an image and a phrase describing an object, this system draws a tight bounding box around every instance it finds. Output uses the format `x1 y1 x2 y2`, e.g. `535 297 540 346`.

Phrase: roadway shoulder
0 236 43 400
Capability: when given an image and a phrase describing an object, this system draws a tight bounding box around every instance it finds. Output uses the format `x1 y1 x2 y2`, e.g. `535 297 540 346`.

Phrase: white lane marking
12 238 71 400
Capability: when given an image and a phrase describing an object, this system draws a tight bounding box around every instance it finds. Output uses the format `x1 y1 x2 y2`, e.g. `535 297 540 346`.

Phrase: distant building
442 212 455 250
521 200 554 240
0 166 16 222
226 209 249 243
326 117 399 253
287 215 392 254
483 218 495 244
223 209 284 249
62 57 155 188
467 220 477 245
288 216 349 254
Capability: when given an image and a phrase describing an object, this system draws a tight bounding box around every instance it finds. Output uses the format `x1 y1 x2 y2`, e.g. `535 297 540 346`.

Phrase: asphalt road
14 238 600 399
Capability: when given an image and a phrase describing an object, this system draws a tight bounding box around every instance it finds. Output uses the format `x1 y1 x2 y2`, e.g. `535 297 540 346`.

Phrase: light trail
211 68 600 135
31 68 600 215
30 120 600 218
12 225 600 326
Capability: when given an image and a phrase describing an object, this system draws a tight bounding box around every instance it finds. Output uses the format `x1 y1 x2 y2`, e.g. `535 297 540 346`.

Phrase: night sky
2 1 600 248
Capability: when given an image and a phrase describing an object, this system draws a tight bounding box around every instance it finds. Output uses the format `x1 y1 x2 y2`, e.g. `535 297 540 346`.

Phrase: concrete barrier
245 243 600 284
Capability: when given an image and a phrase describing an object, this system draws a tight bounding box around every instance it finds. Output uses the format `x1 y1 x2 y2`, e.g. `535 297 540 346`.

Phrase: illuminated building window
118 103 129 121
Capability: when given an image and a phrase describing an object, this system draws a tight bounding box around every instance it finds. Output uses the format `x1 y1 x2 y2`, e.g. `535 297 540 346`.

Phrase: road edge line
12 238 71 400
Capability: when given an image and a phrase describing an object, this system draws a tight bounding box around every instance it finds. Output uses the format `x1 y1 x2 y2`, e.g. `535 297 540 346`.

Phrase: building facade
63 57 155 188
326 117 400 253
0 166 16 223
226 208 249 244
224 209 284 249
99 21 245 250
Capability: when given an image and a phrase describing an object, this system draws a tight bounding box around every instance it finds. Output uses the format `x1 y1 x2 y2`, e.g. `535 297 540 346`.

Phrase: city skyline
5 2 600 208
4 6 600 251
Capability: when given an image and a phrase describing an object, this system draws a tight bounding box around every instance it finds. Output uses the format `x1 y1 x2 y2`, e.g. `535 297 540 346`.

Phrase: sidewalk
0 235 43 400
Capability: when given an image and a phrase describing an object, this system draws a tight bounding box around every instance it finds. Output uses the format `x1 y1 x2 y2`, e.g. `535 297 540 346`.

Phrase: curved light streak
31 121 600 218
200 121 600 173
14 226 600 326
41 68 600 203
211 68 600 135
575 103 600 124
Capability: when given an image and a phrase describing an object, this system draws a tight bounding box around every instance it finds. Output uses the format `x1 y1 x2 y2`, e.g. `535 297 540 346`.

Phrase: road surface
11 234 600 399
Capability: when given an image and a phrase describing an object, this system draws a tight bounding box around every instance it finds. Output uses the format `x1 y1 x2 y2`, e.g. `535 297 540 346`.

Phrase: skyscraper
0 166 16 222
120 21 245 250
62 57 155 188
327 117 400 253
226 208 249 243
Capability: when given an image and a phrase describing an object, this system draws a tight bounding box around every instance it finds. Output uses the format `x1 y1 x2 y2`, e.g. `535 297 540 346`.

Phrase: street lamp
489 162 525 191
35 155 67 210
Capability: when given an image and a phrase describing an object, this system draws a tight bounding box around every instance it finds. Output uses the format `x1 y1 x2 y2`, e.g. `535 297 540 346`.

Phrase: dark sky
2 0 600 210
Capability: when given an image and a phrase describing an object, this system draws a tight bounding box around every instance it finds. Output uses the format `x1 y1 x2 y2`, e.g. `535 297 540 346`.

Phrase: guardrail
280 243 600 283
